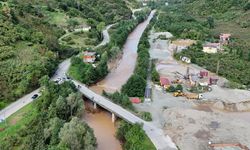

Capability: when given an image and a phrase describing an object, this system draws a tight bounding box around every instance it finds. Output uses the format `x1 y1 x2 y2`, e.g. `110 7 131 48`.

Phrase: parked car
31 94 39 99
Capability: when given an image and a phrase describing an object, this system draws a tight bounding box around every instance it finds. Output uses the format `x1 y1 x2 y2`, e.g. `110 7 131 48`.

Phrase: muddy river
83 101 122 150
91 10 156 94
84 11 156 150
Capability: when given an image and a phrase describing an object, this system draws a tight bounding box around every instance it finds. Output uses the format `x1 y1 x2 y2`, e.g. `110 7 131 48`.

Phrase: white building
203 43 221 53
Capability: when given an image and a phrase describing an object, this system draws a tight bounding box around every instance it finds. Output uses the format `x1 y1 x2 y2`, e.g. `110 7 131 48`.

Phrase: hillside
0 0 132 109
155 0 250 87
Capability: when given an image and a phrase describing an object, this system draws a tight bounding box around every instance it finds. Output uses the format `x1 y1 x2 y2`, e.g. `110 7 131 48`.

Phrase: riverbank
91 10 156 94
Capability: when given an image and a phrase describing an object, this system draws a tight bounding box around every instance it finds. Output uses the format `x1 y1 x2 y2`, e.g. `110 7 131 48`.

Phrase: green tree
44 117 65 146
121 74 146 97
58 117 96 150
175 84 183 92
207 17 215 29
66 93 83 117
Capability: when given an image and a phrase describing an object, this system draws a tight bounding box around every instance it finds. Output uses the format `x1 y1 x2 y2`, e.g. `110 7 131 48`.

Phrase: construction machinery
173 90 185 97
185 93 203 100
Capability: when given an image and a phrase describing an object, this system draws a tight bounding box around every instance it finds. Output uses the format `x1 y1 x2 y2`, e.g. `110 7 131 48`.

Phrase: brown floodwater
91 10 156 94
83 101 122 150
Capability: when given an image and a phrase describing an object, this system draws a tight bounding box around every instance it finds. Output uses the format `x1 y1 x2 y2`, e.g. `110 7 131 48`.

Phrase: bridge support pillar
93 102 97 109
111 113 116 123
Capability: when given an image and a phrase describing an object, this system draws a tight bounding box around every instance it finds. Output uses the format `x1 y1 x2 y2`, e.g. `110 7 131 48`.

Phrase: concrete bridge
73 80 177 150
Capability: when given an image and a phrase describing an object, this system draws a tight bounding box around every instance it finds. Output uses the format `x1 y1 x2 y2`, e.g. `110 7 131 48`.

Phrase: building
200 71 209 78
160 77 171 88
130 97 141 104
203 43 221 53
83 51 96 63
220 33 231 45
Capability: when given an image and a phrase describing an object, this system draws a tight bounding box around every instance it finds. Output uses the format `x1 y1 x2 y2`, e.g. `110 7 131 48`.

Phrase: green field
61 31 99 49
0 103 36 141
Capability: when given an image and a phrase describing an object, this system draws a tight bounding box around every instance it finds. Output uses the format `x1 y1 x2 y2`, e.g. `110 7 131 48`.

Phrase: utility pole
216 59 220 75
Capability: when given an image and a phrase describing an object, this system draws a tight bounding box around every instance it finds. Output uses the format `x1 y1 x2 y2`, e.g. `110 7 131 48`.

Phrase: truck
185 93 203 100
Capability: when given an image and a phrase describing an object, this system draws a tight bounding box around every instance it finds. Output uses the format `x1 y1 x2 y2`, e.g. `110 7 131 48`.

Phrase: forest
0 77 96 150
0 0 132 109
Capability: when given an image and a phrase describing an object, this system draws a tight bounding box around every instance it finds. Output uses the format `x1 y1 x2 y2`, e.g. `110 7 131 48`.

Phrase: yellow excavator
173 90 185 97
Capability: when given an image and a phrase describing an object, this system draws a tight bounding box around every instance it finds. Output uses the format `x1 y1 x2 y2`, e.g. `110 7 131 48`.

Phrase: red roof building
160 77 170 86
200 71 209 78
130 97 141 104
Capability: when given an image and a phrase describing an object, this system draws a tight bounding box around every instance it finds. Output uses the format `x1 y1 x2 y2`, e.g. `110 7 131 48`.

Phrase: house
200 71 209 78
203 43 221 53
130 97 141 104
209 77 219 85
220 33 231 45
160 77 171 88
83 51 96 63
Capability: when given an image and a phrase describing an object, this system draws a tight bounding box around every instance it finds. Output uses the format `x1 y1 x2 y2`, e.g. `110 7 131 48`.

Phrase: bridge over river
73 80 177 150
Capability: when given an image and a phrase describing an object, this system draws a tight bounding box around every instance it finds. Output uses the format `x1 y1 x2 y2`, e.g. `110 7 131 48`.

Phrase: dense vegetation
0 77 96 149
175 43 250 87
156 0 250 87
70 9 151 85
116 121 156 150
122 17 154 97
0 0 132 109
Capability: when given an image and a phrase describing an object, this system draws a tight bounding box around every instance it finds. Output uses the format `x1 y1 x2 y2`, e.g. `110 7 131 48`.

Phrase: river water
83 11 156 150
91 10 156 94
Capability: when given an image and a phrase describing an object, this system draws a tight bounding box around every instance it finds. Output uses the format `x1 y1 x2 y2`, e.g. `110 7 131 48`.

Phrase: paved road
0 23 112 120
95 24 115 48
0 21 177 149
74 80 177 150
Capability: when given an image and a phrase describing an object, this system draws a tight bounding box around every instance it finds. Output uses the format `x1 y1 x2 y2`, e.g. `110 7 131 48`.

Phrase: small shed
160 77 170 86
200 71 209 78
203 43 221 53
130 97 141 104
220 33 231 45
209 77 219 85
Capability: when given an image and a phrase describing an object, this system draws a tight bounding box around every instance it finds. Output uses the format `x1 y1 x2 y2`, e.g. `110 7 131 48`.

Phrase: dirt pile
162 108 250 150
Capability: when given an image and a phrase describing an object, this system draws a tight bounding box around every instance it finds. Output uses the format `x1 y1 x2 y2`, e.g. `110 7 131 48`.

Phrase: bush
121 74 147 97
139 112 152 121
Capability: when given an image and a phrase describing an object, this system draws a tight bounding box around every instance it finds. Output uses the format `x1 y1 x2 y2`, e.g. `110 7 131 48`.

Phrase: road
74 80 177 150
0 23 112 120
95 24 115 48
0 19 177 149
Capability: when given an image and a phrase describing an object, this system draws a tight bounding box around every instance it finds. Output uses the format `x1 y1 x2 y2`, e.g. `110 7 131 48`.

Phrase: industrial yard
135 31 250 150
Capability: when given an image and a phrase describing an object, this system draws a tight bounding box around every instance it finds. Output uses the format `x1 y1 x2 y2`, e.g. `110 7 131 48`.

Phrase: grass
0 103 36 141
68 63 83 81
212 20 250 47
62 31 98 48
143 135 157 150
45 10 87 29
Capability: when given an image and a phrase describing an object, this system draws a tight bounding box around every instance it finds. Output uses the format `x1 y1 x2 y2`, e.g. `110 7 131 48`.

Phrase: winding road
0 11 177 150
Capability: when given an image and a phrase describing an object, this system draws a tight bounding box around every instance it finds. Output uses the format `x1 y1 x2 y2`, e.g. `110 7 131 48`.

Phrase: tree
175 84 183 92
58 117 96 150
121 74 147 97
44 117 65 145
151 68 159 82
97 22 105 39
55 96 68 120
66 93 83 117
207 16 215 29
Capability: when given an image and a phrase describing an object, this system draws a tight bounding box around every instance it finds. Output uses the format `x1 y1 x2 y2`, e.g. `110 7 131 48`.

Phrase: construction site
134 31 250 150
